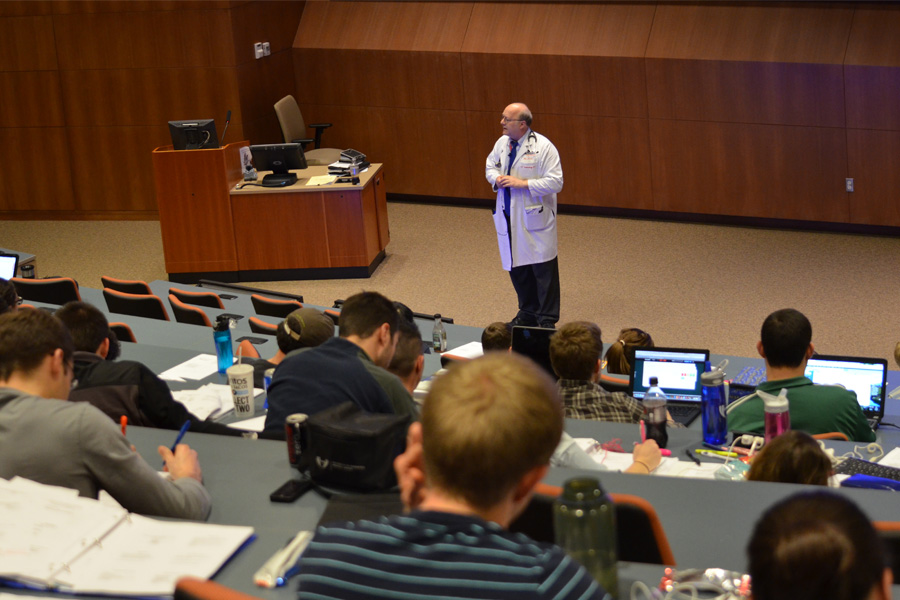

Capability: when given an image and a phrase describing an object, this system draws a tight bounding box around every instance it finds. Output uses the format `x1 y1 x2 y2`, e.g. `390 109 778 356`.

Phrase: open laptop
0 253 18 280
629 347 710 426
804 354 887 430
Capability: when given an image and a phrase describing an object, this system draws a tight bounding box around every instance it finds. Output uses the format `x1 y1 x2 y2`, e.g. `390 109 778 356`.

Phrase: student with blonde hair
298 353 658 599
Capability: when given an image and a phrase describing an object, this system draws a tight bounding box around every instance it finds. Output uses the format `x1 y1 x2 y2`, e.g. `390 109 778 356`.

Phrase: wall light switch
253 43 264 59
846 178 854 193
262 42 271 56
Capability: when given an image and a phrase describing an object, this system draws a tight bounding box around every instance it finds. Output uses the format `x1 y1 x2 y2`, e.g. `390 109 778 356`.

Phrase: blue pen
164 421 192 467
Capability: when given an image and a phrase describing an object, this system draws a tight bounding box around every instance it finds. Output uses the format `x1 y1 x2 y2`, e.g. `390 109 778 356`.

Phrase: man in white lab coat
485 103 563 328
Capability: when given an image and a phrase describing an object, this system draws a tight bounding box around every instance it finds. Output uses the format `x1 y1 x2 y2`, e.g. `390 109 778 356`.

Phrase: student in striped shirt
297 352 610 600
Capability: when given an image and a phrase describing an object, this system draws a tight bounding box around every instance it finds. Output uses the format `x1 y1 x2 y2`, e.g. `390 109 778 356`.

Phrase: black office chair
251 294 302 318
101 276 153 295
169 294 212 327
169 287 224 309
103 288 169 321
12 277 81 305
510 483 676 566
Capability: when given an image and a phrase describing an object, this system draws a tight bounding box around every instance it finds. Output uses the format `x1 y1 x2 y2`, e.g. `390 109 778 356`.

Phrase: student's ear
377 322 392 347
512 464 549 504
806 343 815 360
756 341 766 359
876 567 893 600
414 354 425 379
97 337 110 359
49 348 66 378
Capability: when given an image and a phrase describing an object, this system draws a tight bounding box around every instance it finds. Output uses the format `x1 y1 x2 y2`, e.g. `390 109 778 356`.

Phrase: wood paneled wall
292 1 900 228
0 0 302 218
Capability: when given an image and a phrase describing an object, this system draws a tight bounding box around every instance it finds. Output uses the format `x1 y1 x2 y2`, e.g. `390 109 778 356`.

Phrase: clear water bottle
213 315 234 374
643 376 668 449
701 362 729 445
760 388 790 443
553 477 618 599
432 314 447 352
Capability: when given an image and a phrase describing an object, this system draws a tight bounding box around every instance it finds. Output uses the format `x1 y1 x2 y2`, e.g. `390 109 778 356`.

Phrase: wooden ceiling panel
462 54 647 118
650 120 849 222
61 68 240 127
50 1 233 14
646 58 845 127
463 3 654 56
646 4 853 64
295 1 472 52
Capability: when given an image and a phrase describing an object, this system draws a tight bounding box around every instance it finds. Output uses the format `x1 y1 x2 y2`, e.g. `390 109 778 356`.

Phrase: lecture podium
152 143 389 284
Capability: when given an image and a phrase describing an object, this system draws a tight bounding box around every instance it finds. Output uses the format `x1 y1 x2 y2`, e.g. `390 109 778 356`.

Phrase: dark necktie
504 139 518 216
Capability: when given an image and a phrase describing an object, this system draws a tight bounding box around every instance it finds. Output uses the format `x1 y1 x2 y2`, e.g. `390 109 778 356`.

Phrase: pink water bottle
760 388 790 443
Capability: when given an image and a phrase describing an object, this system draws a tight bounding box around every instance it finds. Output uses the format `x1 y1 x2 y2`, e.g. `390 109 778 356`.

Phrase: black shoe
538 321 557 330
507 316 538 328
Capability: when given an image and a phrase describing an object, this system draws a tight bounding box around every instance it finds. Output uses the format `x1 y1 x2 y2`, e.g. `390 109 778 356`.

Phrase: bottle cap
561 477 605 502
434 314 441 319
649 376 658 386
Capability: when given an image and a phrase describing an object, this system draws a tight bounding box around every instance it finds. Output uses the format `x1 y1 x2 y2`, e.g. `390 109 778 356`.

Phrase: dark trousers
509 257 560 326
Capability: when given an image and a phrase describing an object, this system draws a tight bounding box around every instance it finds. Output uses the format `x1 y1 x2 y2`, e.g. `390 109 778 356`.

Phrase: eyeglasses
500 116 523 123
16 296 23 306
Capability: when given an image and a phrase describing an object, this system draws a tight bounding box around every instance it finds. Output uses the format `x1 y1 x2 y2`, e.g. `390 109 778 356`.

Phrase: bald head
501 103 533 141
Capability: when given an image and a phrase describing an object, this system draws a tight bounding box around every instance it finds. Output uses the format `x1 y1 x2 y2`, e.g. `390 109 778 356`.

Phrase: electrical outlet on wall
262 42 271 56
253 43 264 59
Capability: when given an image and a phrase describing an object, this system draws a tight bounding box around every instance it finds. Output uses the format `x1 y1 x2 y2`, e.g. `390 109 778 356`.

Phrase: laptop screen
804 355 887 416
0 254 17 280
629 347 710 403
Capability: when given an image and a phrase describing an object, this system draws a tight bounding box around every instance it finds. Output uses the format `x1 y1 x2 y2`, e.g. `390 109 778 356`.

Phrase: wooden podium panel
229 164 388 280
152 141 247 278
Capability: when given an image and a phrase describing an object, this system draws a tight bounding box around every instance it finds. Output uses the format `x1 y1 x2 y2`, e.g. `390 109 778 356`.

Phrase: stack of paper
172 383 238 421
0 478 254 597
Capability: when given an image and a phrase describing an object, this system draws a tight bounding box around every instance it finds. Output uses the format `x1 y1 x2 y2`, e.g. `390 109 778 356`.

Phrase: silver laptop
804 354 887 430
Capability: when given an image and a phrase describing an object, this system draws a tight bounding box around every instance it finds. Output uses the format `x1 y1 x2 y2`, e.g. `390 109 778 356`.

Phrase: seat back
238 339 261 359
599 373 630 393
101 276 152 295
109 322 137 343
812 432 850 441
175 577 262 600
11 277 81 305
249 316 278 336
169 295 212 327
274 94 306 144
169 287 224 309
103 288 170 321
509 483 676 566
251 294 302 318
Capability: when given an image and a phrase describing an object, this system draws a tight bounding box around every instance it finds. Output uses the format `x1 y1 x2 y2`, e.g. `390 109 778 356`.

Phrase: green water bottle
553 477 618 599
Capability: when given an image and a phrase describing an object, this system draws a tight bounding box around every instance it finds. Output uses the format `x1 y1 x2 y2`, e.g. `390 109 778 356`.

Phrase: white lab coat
485 130 563 271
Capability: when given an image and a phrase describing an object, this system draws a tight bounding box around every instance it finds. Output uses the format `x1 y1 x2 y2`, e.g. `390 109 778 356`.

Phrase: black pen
685 448 702 466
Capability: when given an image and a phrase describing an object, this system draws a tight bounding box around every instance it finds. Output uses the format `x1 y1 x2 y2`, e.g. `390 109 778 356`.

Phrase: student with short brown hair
746 430 833 486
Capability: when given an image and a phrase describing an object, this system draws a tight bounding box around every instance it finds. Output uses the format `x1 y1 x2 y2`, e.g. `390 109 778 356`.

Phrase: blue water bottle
213 315 234 374
701 362 729 445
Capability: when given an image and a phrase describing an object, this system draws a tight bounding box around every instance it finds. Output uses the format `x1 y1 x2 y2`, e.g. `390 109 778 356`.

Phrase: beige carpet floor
3 203 899 364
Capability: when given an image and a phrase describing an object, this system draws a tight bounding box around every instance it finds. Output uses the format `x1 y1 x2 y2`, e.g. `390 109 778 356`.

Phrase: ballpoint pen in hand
164 420 191 467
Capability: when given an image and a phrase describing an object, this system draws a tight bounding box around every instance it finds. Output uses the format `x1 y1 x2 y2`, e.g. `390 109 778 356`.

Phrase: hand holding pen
157 421 203 482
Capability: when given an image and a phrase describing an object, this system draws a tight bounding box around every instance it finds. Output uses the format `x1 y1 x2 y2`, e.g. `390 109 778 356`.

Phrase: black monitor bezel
168 119 219 150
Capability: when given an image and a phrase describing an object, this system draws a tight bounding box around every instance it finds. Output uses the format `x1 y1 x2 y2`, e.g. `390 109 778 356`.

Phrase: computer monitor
0 253 17 280
168 119 219 150
250 143 308 187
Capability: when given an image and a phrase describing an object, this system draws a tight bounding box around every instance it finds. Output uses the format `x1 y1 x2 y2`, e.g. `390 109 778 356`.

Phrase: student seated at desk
0 278 17 314
726 309 875 443
265 291 417 437
245 307 334 388
550 321 678 426
386 310 425 396
603 327 654 375
749 491 892 600
56 301 240 437
297 353 613 599
482 321 513 352
746 430 833 486
0 309 211 520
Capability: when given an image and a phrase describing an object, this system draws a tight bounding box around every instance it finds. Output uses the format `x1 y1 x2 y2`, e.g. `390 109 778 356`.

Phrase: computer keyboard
668 404 700 426
834 457 900 482
732 366 767 387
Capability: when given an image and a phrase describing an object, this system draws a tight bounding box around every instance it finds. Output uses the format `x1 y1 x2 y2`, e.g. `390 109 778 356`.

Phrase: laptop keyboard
834 457 900 482
668 404 700 426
